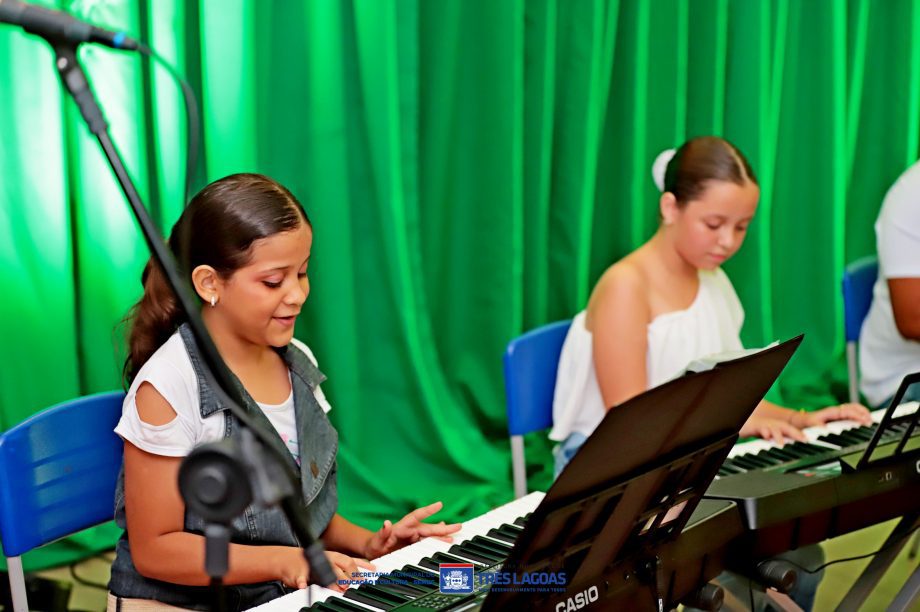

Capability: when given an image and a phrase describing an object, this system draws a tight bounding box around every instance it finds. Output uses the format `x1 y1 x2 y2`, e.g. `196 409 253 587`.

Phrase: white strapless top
549 268 744 441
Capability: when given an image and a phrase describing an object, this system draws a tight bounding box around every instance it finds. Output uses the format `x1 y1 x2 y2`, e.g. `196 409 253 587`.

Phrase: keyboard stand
889 544 920 611
834 511 920 612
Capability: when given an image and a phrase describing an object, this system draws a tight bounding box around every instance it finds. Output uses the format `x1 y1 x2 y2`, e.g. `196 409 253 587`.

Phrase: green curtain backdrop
2 0 919 570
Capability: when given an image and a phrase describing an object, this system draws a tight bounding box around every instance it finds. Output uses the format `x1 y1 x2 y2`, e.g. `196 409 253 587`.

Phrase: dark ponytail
123 173 311 384
123 262 183 384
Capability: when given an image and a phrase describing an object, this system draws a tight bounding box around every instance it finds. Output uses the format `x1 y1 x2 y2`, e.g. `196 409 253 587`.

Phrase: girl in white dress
549 136 871 611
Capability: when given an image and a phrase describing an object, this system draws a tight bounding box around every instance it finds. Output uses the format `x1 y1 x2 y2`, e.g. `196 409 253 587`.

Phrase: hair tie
652 148 677 192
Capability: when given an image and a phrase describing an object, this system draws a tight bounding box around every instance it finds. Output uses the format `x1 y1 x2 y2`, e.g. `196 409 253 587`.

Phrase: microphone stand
49 41 337 607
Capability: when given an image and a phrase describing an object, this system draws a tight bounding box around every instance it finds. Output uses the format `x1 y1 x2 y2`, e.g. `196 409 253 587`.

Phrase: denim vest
109 324 339 610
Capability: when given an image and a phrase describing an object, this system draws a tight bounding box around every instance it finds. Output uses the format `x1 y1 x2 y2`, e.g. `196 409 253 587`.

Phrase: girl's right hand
277 547 309 590
324 551 376 592
276 549 375 592
740 414 807 445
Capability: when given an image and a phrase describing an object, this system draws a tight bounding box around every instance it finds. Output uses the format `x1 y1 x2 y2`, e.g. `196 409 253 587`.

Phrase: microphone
0 0 138 50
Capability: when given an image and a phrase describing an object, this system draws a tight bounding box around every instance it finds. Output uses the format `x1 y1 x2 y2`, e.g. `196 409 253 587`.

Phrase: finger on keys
409 500 445 523
420 520 461 542
347 558 376 585
357 558 376 571
766 425 784 446
757 423 780 445
782 422 807 443
842 402 872 424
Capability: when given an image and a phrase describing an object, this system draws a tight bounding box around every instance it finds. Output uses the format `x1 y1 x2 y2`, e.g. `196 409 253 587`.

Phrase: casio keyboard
254 403 920 611
252 493 744 612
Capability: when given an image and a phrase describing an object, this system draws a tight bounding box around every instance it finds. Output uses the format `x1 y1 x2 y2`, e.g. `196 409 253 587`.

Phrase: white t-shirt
859 160 920 407
549 268 744 441
114 332 332 459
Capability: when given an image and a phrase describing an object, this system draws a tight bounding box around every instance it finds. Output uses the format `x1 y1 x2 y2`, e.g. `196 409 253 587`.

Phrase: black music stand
479 336 804 612
844 370 920 472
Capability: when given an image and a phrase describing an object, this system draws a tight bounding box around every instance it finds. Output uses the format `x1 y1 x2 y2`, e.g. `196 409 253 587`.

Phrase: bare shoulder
586 257 650 328
590 258 649 310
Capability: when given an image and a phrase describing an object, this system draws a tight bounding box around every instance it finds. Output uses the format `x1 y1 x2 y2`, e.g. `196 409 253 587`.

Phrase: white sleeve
114 359 201 457
291 338 333 414
877 173 920 278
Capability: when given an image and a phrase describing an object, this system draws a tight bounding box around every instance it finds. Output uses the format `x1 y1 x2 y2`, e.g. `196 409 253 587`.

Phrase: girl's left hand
363 501 462 559
794 403 873 428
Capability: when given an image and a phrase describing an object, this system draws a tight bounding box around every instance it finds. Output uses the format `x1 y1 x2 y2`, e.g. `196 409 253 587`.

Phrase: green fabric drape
2 0 919 571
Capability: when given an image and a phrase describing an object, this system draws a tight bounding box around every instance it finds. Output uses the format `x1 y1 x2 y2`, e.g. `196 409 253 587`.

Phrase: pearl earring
210 295 217 307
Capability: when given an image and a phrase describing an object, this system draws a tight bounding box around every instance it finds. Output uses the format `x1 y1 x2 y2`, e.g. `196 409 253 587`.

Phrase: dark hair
123 173 311 384
664 136 757 204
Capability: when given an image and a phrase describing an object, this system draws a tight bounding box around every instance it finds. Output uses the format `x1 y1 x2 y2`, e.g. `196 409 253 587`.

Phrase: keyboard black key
321 599 373 612
721 459 747 474
786 442 821 456
431 551 485 570
513 516 528 527
745 453 777 468
847 427 875 441
818 433 848 447
448 544 497 565
378 573 430 595
748 454 777 468
753 451 783 466
343 588 395 610
401 564 439 579
764 448 798 462
499 523 524 535
486 528 517 544
471 535 513 555
372 580 424 598
836 431 868 446
731 455 764 470
460 540 505 562
358 584 412 605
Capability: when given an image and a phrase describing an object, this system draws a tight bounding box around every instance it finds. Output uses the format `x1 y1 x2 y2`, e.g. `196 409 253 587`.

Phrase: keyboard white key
251 492 545 611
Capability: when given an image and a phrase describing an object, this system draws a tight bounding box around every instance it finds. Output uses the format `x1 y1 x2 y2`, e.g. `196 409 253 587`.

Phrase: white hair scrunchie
651 148 677 192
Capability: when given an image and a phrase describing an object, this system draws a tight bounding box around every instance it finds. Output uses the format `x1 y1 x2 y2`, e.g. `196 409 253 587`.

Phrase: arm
888 277 920 340
124 436 307 587
589 266 651 409
321 514 374 557
126 382 356 589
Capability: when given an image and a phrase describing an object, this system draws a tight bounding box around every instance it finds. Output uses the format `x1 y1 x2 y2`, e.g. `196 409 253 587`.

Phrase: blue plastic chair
503 320 571 499
842 256 879 404
0 391 125 612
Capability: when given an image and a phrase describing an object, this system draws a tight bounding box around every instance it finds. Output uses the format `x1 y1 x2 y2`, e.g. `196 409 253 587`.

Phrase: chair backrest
503 320 571 436
842 255 879 342
0 391 125 558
